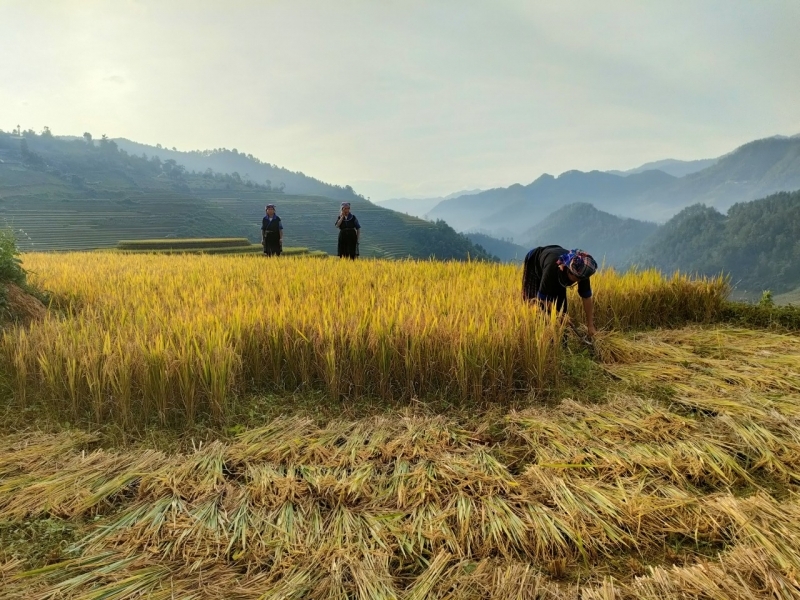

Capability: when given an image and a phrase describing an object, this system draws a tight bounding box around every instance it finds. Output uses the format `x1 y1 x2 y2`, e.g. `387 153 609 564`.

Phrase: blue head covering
559 249 597 279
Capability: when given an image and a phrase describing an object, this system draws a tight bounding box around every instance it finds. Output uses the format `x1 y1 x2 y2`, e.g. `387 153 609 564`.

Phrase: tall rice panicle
1 253 727 427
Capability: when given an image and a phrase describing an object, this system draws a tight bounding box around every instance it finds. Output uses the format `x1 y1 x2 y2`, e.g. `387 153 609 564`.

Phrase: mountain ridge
112 138 362 201
427 136 800 238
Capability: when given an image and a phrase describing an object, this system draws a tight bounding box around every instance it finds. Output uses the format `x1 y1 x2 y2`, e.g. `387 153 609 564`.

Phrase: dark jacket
522 245 592 312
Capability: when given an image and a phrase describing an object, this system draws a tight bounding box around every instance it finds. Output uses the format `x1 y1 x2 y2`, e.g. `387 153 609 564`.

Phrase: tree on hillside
83 132 93 145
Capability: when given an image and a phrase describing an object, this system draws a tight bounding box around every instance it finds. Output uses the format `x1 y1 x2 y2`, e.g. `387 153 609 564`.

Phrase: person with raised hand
335 202 361 259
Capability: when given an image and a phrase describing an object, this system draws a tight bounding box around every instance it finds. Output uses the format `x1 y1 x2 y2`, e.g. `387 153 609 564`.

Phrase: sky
2 1 799 201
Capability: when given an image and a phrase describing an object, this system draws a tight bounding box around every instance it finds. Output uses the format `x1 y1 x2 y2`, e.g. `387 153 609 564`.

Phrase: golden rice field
1 326 800 598
2 253 726 428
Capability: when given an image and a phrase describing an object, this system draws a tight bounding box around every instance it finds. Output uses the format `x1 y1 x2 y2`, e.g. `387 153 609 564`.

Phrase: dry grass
1 326 799 598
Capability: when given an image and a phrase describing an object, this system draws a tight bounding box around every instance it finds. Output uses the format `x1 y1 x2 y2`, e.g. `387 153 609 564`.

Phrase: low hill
522 203 658 268
427 135 800 237
377 189 483 218
465 232 528 263
638 189 800 295
775 287 800 306
0 131 493 260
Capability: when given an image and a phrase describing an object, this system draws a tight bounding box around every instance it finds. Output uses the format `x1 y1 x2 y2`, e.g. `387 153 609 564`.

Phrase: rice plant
1 253 728 429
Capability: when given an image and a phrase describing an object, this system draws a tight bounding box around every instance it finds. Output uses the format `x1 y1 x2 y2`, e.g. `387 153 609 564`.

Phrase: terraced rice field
198 191 463 259
0 193 254 252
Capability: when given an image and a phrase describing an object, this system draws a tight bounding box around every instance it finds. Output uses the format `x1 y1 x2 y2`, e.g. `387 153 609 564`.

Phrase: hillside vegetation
0 130 492 260
638 190 800 295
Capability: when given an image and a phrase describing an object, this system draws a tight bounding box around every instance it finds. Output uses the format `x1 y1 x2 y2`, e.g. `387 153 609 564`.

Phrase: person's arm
577 278 596 336
335 213 343 228
279 220 284 245
354 216 361 240
582 296 596 337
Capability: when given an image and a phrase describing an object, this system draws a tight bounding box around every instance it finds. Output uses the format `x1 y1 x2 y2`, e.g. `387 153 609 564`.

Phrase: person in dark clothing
335 202 361 259
522 245 598 336
261 204 283 256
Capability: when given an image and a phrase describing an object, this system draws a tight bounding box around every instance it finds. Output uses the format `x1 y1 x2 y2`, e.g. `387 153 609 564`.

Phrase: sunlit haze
3 0 799 200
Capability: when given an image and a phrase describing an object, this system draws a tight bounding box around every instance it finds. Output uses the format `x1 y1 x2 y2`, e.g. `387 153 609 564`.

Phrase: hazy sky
2 1 799 200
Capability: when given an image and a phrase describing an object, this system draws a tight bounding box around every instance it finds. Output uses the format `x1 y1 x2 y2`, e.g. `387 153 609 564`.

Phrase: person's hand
587 324 597 338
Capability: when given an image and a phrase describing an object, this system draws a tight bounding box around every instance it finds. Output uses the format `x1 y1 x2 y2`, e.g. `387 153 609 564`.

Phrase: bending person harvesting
522 245 598 337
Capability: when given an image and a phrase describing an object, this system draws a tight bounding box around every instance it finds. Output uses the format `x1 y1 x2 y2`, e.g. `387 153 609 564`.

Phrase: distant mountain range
376 189 482 219
427 135 800 238
470 189 800 295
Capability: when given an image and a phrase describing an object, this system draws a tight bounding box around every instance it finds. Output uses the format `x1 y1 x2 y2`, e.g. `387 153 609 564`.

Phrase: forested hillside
638 190 800 294
0 130 493 260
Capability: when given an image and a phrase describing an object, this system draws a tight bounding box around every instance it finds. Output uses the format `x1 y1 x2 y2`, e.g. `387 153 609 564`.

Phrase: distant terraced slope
197 191 488 259
0 190 253 252
0 132 492 260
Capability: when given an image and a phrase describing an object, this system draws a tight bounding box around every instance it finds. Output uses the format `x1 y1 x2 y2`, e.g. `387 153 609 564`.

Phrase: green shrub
720 300 800 331
0 229 26 285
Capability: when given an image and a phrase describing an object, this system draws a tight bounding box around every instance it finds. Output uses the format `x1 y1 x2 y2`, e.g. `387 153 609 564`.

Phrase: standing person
261 204 283 256
522 246 598 337
335 202 361 259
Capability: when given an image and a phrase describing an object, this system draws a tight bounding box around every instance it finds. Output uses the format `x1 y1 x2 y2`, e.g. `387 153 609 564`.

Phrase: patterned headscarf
341 202 351 209
559 249 597 279
265 204 276 211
